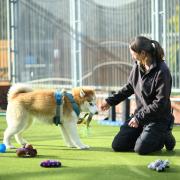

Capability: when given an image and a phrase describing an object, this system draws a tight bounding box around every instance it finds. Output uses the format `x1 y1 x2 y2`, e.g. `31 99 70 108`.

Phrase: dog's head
72 87 98 115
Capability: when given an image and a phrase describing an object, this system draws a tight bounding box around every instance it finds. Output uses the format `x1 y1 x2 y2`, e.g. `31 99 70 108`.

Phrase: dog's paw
79 144 90 150
6 144 16 149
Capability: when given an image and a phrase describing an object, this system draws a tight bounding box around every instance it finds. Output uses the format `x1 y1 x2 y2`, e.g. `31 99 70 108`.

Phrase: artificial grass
0 116 180 180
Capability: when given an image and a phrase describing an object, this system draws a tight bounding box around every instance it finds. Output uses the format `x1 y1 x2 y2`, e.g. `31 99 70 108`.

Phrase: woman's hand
128 118 139 128
100 100 110 111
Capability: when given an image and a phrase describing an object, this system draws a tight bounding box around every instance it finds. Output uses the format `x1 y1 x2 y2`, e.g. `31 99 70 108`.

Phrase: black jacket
106 60 174 125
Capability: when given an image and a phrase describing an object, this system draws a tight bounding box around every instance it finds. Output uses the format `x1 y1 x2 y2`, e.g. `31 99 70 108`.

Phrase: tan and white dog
3 84 98 149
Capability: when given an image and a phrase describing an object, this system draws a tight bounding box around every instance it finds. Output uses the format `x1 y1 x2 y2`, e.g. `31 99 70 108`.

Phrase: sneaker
164 131 176 151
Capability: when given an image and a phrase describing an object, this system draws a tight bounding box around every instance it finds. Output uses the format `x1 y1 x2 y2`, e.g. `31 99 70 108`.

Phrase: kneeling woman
101 36 176 155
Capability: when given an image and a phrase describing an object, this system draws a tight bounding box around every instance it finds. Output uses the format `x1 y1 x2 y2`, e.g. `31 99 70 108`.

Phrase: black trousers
112 120 168 155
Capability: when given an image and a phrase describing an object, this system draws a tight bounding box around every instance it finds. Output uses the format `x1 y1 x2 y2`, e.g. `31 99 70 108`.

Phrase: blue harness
53 91 80 126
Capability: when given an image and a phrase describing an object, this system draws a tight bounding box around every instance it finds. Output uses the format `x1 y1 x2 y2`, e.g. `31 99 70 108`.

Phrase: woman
101 36 176 155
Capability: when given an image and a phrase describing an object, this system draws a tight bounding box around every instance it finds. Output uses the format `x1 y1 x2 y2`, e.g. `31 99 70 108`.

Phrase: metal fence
0 0 180 91
0 0 9 82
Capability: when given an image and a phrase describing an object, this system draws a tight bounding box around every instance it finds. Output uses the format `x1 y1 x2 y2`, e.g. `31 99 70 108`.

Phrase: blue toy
0 144 6 153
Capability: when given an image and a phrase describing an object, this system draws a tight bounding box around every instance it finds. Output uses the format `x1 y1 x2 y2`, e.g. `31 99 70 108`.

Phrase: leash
53 91 80 126
78 113 93 128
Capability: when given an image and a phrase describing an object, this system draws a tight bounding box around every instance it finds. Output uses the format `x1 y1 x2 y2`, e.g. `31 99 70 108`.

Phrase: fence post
108 91 116 121
122 98 130 121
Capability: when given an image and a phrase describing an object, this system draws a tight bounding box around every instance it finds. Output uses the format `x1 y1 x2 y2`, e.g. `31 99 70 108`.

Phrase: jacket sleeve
106 68 134 106
134 69 171 124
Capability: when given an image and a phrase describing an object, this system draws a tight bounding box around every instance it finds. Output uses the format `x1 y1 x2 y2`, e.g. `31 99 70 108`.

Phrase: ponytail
130 36 164 62
151 40 164 62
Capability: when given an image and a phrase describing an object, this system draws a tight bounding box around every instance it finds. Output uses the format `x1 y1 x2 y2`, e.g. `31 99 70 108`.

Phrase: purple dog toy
40 160 61 168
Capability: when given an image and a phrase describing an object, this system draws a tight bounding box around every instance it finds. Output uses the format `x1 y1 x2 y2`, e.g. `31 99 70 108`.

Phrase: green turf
0 116 180 180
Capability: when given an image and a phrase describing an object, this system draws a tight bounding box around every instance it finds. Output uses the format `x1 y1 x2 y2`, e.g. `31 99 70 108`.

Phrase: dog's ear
80 88 86 98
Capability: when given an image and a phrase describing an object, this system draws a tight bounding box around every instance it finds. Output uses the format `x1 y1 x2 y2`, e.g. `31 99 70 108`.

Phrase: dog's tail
8 83 33 101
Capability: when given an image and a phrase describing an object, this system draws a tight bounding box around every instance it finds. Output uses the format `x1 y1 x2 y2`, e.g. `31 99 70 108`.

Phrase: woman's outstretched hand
100 100 110 111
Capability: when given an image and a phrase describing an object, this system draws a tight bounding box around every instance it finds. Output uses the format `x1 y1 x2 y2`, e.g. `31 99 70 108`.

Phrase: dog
3 84 98 149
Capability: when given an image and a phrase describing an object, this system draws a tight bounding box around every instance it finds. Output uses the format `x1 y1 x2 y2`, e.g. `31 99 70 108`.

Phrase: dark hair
129 36 164 62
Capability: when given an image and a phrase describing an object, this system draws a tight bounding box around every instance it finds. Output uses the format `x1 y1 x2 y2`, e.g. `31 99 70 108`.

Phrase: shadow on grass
25 135 62 142
36 154 60 159
0 164 179 180
89 146 112 152
32 144 113 152
36 147 67 151
0 153 59 159
34 144 64 147
148 149 180 156
86 147 180 156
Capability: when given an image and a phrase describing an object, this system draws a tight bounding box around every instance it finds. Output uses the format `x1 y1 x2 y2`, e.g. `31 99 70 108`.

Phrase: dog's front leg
63 121 89 149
